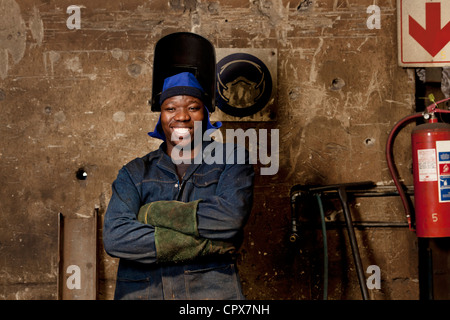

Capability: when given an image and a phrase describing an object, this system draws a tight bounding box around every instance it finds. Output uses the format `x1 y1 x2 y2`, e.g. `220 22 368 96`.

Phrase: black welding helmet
150 32 217 112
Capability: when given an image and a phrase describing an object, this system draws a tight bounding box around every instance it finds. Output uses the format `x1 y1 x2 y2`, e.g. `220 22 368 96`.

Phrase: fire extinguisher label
436 141 450 203
417 148 437 182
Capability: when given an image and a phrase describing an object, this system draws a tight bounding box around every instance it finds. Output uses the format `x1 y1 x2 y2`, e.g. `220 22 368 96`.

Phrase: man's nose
174 108 190 121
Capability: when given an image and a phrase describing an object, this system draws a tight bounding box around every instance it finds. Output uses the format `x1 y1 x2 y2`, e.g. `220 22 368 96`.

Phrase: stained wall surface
0 0 420 300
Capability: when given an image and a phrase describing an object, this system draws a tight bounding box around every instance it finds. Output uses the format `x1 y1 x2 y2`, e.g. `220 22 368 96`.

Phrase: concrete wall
0 0 420 300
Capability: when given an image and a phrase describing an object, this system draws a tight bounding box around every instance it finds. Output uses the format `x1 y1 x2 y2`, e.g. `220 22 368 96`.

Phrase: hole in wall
76 168 88 180
364 138 375 146
297 0 313 11
330 78 345 91
127 63 142 78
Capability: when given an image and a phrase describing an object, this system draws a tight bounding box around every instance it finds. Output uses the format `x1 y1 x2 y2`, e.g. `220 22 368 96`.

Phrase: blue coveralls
103 140 254 299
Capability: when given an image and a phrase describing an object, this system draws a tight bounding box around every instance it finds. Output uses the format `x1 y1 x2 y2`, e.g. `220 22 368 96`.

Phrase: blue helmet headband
148 72 222 141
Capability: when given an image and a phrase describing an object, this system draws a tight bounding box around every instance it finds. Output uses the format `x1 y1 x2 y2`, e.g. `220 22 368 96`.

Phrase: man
103 72 254 300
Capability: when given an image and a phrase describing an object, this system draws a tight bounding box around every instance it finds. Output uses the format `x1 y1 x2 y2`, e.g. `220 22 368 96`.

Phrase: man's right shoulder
117 148 162 185
124 148 161 170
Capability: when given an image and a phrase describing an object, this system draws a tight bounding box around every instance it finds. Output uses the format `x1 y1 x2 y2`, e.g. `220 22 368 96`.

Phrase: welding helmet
150 32 217 112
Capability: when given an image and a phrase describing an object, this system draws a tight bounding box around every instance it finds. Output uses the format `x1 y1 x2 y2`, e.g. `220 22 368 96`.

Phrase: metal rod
338 186 370 300
290 192 300 242
326 221 409 228
316 194 328 300
426 247 434 300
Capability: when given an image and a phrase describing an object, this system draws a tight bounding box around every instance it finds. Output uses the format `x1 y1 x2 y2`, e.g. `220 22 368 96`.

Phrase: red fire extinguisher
386 97 450 237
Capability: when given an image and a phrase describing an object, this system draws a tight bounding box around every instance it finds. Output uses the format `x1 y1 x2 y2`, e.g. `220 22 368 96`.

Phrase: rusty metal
57 210 98 300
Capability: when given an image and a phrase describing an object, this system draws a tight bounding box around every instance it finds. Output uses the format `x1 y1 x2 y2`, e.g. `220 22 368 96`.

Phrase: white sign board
398 0 450 67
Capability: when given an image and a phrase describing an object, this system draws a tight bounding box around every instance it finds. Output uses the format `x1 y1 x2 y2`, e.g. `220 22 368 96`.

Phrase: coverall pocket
192 169 221 199
192 168 222 187
114 275 151 300
184 263 244 300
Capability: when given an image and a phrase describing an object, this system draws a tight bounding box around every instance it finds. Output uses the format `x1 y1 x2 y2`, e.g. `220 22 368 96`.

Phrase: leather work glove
137 200 235 263
138 200 201 236
154 227 235 262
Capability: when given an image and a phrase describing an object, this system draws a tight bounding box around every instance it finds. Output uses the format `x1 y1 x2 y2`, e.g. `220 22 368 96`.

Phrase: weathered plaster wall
0 0 419 300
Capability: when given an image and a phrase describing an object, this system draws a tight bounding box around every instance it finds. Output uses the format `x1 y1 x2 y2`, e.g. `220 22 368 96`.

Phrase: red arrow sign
409 2 450 57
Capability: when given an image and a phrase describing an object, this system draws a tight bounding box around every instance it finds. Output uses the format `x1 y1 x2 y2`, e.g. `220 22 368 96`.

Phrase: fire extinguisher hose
386 112 423 231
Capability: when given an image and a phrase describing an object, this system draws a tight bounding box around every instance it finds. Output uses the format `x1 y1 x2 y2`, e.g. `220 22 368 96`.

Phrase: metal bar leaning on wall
57 210 98 300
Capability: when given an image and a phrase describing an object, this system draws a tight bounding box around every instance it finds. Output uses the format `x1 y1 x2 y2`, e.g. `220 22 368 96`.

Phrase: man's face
160 95 205 152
